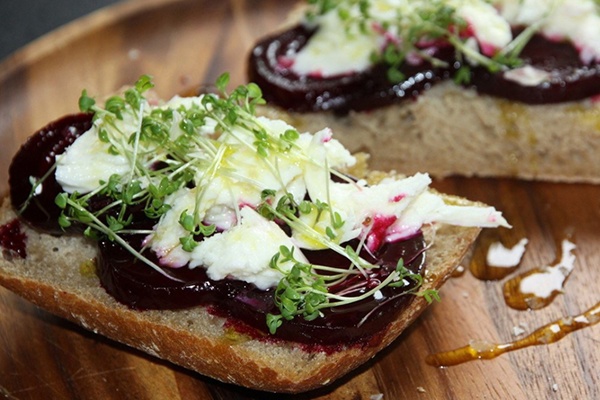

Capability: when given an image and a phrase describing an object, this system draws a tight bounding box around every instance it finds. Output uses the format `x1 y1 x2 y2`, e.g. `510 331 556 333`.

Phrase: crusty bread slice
258 80 600 184
0 179 481 393
253 2 600 184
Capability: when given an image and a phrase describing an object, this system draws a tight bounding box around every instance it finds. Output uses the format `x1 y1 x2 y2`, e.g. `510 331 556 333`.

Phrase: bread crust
0 192 480 393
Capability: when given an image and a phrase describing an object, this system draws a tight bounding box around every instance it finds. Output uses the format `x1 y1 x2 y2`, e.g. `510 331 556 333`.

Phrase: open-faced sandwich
0 75 509 393
249 0 600 182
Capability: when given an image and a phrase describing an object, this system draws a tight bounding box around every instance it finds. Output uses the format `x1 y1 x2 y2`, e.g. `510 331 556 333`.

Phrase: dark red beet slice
248 25 455 114
248 24 600 112
9 113 93 234
0 219 27 259
96 231 426 346
471 32 600 104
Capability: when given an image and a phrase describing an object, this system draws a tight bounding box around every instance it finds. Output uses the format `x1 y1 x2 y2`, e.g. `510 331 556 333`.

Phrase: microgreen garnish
305 0 541 82
179 210 216 251
258 189 438 333
51 73 272 279
27 72 437 333
266 251 439 334
78 89 96 112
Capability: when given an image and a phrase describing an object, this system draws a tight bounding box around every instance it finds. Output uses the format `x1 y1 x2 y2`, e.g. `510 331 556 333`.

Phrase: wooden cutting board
0 0 598 398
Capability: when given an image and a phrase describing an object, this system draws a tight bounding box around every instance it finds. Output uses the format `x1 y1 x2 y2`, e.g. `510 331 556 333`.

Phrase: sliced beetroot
9 113 93 234
248 25 454 114
248 25 600 112
96 231 426 346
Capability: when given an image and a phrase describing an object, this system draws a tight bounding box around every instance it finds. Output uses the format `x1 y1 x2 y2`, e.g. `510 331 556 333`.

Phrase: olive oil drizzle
450 265 466 278
503 240 576 311
468 234 526 281
426 300 600 367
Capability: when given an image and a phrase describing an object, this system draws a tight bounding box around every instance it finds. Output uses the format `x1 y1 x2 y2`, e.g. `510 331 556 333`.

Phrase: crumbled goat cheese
55 90 510 289
56 127 130 193
503 66 553 87
289 0 600 78
190 207 307 290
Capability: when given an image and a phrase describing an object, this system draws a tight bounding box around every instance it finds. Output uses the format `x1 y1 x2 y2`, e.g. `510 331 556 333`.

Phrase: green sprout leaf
78 89 95 112
179 211 196 232
180 235 198 252
135 74 155 93
55 193 68 209
216 72 230 93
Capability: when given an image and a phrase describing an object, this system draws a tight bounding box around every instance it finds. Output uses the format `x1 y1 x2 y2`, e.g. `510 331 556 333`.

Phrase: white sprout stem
497 19 545 59
282 211 372 274
192 145 227 224
127 101 145 183
65 198 182 281
317 268 402 306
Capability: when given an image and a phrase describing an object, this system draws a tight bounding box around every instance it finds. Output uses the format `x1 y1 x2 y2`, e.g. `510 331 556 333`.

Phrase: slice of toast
0 191 481 393
250 2 600 183
0 76 499 393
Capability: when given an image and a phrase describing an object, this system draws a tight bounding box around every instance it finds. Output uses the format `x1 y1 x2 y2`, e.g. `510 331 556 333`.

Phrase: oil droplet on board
487 238 528 268
503 240 576 310
450 265 466 278
470 237 528 281
426 301 600 367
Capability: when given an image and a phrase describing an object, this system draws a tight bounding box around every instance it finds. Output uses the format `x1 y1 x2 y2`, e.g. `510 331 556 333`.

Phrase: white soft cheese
56 96 216 194
291 0 600 78
218 139 304 205
503 65 553 86
55 126 131 193
291 10 379 77
29 176 43 196
149 187 199 268
331 173 432 226
294 173 432 250
295 171 510 250
457 1 512 55
497 0 600 63
387 189 511 242
190 207 308 290
149 116 357 265
302 127 356 202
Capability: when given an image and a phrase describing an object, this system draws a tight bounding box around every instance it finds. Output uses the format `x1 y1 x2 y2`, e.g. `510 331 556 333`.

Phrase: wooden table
0 0 598 398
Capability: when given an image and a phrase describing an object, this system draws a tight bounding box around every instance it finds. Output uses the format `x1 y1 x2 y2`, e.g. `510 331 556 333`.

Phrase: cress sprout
28 73 438 332
305 0 542 83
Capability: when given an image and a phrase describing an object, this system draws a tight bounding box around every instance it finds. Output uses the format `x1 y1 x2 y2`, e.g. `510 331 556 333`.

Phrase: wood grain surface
0 0 598 399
